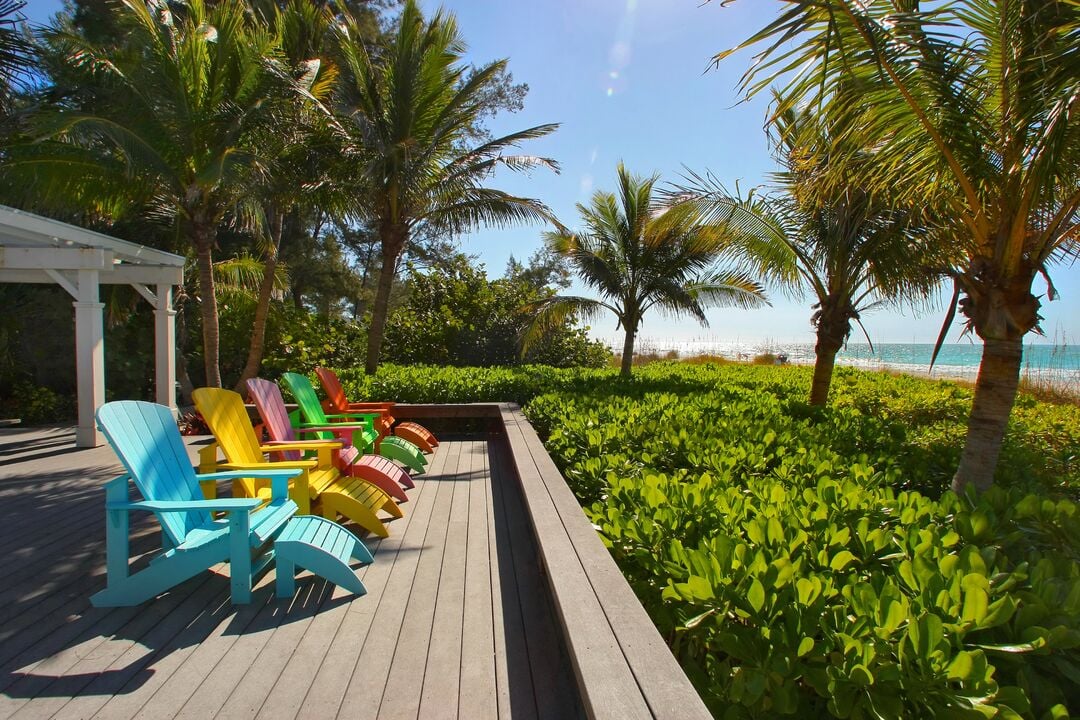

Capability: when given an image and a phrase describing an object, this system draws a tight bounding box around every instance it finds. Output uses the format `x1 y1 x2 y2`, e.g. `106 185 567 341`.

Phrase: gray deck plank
458 439 499 720
490 438 583 720
487 440 540 720
295 445 451 720
416 440 473 720
485 437 516 720
364 441 462 720
251 527 397 719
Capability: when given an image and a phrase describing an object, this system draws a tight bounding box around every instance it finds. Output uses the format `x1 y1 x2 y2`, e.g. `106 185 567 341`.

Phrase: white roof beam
0 247 114 270
0 264 183 286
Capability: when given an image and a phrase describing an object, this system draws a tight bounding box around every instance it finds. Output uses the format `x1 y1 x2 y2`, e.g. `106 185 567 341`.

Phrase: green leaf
850 664 873 686
797 637 815 657
830 551 856 572
747 578 766 613
946 651 975 680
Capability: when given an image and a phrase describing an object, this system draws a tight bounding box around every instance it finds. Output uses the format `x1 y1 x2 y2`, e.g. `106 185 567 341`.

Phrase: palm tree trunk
234 205 283 392
193 222 222 388
809 304 849 406
365 226 406 375
809 346 839 406
952 337 1023 493
619 326 636 377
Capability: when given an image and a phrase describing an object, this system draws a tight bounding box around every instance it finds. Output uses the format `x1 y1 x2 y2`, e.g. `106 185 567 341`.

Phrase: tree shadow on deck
0 459 363 703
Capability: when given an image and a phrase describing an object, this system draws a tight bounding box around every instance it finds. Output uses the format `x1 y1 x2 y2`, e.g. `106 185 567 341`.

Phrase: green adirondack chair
280 372 427 474
92 400 301 607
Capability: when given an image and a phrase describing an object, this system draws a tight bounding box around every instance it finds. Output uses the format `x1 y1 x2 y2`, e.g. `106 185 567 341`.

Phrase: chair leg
276 557 297 598
229 512 253 604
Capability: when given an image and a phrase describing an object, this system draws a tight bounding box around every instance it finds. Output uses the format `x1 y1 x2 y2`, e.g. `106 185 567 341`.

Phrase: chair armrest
293 426 360 436
259 441 343 452
196 469 303 482
322 412 380 422
197 468 300 502
260 441 341 468
107 498 262 513
221 460 317 471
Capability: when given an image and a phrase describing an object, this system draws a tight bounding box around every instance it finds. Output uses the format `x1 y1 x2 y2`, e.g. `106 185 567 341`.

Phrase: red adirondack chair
315 367 439 454
246 377 413 502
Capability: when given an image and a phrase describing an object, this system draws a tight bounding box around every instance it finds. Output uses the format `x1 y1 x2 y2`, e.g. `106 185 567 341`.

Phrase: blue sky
24 0 1079 347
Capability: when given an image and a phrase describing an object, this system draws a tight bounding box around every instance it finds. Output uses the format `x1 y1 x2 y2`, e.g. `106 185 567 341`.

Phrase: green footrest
274 515 374 598
379 436 428 474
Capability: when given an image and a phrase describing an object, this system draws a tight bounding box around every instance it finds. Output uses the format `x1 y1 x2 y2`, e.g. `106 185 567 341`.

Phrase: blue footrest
274 515 375 598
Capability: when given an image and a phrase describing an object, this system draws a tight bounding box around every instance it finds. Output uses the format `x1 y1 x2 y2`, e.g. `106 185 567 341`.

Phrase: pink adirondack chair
246 377 413 502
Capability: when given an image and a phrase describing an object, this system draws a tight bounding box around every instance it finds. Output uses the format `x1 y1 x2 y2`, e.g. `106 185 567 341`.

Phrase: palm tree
0 0 32 128
333 0 560 374
671 107 940 405
233 0 343 391
524 164 769 378
10 0 298 387
720 0 1080 492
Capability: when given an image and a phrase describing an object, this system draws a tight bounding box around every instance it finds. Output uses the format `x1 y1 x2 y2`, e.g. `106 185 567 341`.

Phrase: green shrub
323 361 1080 717
521 366 1080 719
0 382 76 424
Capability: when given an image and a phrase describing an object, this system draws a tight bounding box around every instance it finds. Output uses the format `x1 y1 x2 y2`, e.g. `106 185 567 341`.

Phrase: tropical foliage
10 0 314 387
525 364 1080 719
671 105 941 405
332 0 560 374
525 164 769 377
383 253 609 368
718 0 1080 491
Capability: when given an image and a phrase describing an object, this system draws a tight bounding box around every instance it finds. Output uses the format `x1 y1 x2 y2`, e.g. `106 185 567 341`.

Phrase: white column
74 269 105 447
154 283 177 411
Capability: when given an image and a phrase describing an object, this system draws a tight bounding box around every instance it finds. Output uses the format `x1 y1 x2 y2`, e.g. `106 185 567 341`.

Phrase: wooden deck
0 426 583 720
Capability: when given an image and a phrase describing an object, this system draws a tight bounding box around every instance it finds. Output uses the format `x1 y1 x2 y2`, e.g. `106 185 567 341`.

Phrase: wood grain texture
0 426 582 719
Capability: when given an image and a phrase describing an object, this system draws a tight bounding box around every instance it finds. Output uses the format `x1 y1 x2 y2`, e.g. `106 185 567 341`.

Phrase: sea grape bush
523 372 1080 719
334 362 1078 498
332 361 1080 715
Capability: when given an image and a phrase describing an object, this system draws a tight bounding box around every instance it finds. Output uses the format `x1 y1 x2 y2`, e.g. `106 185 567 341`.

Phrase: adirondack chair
315 367 439 453
193 388 402 538
246 377 413 503
92 400 301 606
280 372 427 475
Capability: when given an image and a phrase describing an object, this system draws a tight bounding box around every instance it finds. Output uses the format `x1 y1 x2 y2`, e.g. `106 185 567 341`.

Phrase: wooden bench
394 402 713 720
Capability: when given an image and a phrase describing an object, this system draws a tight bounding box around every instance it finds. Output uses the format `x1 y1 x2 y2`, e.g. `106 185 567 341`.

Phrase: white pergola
0 206 185 447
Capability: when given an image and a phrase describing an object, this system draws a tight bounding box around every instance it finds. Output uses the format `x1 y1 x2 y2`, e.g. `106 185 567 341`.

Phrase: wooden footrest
274 516 375 598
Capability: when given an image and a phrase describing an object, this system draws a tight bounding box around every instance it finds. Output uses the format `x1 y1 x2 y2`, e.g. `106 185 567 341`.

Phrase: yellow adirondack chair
193 388 402 538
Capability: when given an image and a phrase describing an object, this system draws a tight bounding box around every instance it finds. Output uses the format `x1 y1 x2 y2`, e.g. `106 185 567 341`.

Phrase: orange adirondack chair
315 368 439 453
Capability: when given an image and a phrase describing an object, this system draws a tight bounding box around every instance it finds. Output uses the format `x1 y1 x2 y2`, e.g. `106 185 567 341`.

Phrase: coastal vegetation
523 164 769 377
0 1 1077 716
338 361 1080 718
332 0 560 375
720 0 1080 492
670 105 942 406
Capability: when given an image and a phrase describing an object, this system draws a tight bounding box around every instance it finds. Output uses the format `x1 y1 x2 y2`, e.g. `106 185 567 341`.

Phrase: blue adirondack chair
92 400 302 607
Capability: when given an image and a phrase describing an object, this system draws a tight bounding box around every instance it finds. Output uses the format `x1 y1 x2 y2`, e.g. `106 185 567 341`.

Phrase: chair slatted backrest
281 372 378 451
192 388 265 467
96 400 211 545
280 372 331 427
314 368 349 414
246 378 302 461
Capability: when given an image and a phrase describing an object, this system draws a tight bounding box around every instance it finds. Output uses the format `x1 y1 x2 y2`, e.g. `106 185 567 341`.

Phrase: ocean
613 336 1080 388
